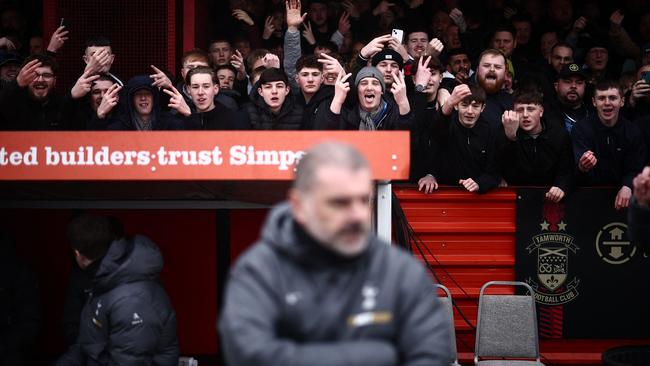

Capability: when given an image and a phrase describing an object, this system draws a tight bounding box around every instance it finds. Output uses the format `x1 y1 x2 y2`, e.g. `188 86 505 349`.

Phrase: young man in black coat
572 80 647 210
245 67 304 130
418 83 501 194
498 89 574 202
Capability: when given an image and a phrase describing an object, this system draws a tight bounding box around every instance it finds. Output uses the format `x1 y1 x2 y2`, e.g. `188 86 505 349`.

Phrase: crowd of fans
1 0 650 208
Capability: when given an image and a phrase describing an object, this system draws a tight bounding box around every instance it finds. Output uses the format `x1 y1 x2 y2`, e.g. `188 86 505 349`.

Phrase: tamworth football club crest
525 221 580 305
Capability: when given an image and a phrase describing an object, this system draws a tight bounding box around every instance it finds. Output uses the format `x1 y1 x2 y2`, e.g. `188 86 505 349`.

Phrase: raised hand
572 16 587 34
501 110 520 141
163 85 191 117
360 34 391 59
390 70 410 114
387 37 409 61
302 21 316 45
150 65 173 90
84 48 113 74
413 55 432 89
71 71 101 99
263 16 276 40
441 83 471 115
338 12 351 35
341 0 360 18
262 53 281 69
230 50 247 80
97 83 121 119
0 36 16 50
373 0 394 16
426 38 444 57
610 9 624 28
47 25 69 53
16 59 42 88
286 0 306 30
449 8 467 32
232 9 255 26
331 70 351 114
317 53 344 77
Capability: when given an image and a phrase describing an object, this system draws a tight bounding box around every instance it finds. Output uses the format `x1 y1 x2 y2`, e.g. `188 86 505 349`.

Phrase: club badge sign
525 228 580 305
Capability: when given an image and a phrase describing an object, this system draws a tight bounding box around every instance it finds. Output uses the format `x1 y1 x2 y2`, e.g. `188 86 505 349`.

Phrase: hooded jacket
218 203 452 366
104 75 184 131
55 236 178 366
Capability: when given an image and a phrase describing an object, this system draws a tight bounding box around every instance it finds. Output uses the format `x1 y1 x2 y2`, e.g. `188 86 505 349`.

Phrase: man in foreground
219 142 452 366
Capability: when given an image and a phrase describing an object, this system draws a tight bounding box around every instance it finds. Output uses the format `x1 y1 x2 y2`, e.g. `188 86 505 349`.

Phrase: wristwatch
414 84 426 93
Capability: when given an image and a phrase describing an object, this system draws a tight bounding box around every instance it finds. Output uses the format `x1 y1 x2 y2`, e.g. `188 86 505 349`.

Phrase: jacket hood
94 235 163 293
125 75 160 128
260 202 371 267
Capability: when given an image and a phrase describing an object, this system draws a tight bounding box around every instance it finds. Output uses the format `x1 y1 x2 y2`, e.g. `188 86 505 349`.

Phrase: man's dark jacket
295 85 334 130
571 114 646 188
218 203 452 366
55 236 178 366
0 81 69 130
245 86 304 130
497 119 575 193
428 112 501 193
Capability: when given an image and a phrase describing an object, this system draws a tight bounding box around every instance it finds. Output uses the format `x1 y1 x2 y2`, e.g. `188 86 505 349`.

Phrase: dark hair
246 48 270 71
185 66 217 85
594 79 623 97
67 214 114 261
550 42 573 55
23 53 58 73
215 64 237 76
462 84 487 104
91 73 116 87
85 36 111 50
412 55 444 73
491 23 517 39
513 89 544 106
181 48 209 66
314 40 338 54
258 67 288 85
208 38 232 49
295 55 322 72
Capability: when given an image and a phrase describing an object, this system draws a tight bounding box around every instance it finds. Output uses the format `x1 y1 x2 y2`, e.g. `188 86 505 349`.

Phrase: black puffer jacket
219 203 452 366
245 86 304 130
55 236 178 366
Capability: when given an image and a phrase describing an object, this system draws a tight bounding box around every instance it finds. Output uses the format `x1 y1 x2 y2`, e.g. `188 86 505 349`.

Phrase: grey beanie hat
355 66 385 92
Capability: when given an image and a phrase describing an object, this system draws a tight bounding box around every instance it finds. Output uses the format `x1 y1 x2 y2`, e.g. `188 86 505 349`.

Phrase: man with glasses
0 54 68 130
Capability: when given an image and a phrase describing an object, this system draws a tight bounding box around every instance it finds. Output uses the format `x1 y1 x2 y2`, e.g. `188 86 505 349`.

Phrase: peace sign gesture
413 55 432 89
330 70 352 114
71 71 101 99
390 70 410 114
163 85 191 117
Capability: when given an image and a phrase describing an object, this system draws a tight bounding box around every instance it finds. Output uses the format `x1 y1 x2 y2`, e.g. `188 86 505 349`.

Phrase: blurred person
629 166 650 255
55 215 179 365
219 142 452 366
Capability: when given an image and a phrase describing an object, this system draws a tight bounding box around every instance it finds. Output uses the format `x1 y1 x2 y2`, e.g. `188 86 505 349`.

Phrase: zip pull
607 136 610 145
467 136 470 145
